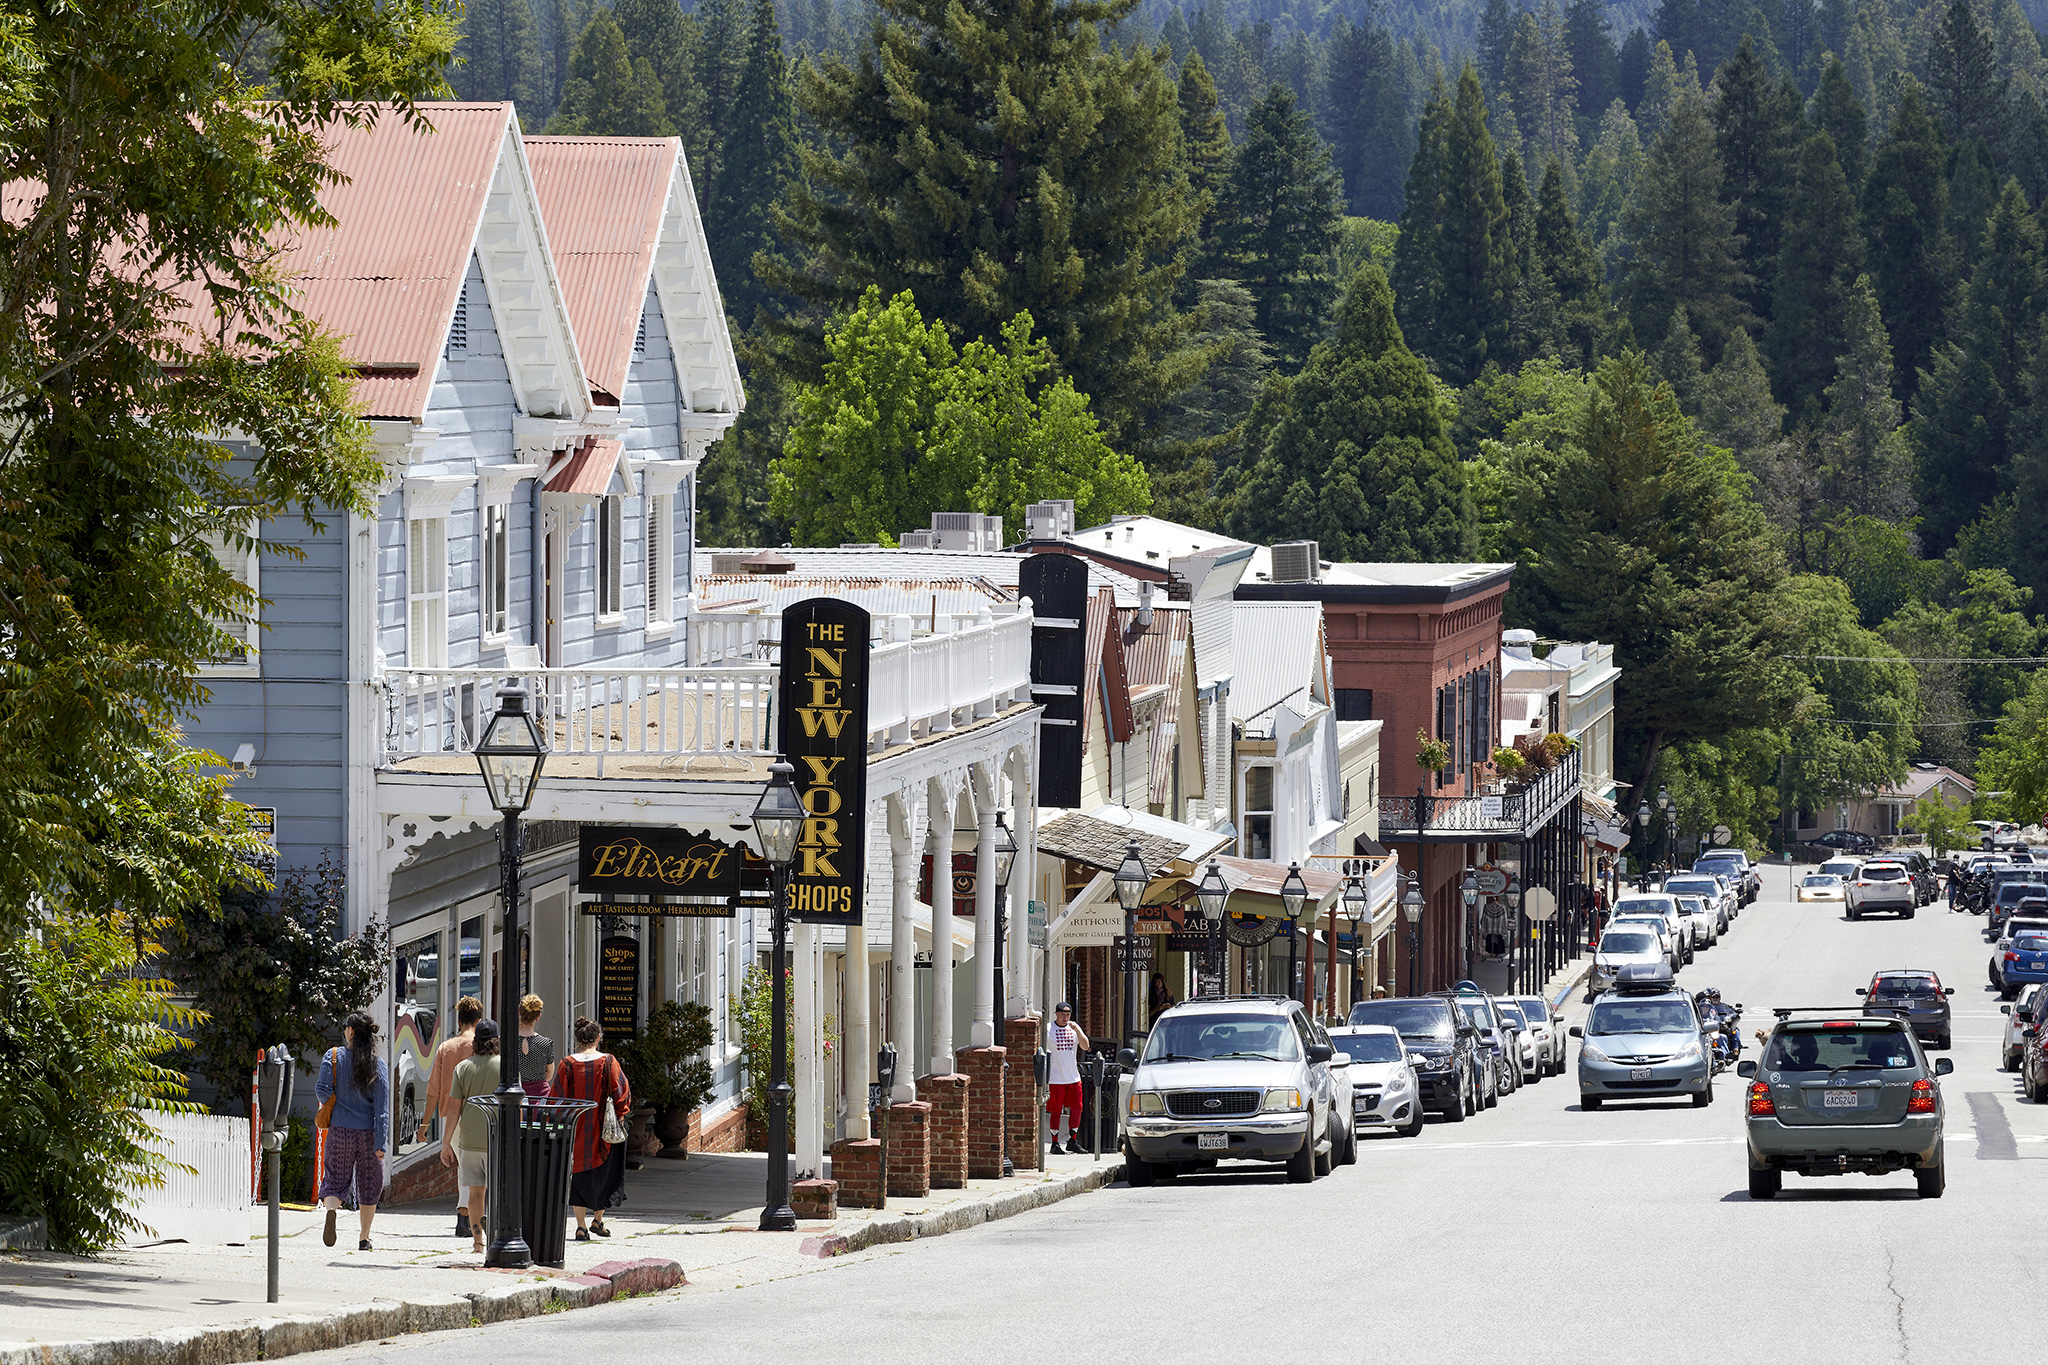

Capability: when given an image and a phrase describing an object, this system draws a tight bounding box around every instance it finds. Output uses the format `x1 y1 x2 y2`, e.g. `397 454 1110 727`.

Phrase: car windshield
1516 1000 1549 1022
1677 897 1706 913
1863 865 1905 880
1587 1000 1697 1036
1765 1025 1915 1071
1330 1033 1403 1064
1614 898 1675 917
1614 918 1666 937
1803 875 1842 887
1348 999 1454 1041
1495 1003 1527 1027
1696 857 1743 874
1870 976 1939 996
1999 884 2041 904
1599 931 1655 954
1455 1000 1495 1029
1143 1013 1301 1063
1664 878 1718 895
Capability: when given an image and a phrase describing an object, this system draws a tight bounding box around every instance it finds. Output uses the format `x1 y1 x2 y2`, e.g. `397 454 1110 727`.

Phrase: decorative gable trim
648 148 745 417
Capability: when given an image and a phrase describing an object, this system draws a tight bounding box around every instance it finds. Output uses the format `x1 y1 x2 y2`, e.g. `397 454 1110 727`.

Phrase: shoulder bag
315 1048 340 1130
599 1059 627 1144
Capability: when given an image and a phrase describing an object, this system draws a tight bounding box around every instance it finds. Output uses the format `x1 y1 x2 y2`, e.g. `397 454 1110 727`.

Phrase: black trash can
471 1095 594 1269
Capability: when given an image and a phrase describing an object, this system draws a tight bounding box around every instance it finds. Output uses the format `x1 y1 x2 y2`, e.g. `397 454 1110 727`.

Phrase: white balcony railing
378 610 1033 770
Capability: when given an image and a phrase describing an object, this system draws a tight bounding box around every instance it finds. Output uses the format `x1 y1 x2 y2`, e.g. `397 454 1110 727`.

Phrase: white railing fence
124 1110 253 1245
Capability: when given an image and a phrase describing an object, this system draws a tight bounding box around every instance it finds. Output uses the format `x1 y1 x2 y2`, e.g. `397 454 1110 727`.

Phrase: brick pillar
918 1072 970 1189
1004 1014 1043 1171
956 1045 1007 1179
884 1100 931 1198
829 1136 883 1209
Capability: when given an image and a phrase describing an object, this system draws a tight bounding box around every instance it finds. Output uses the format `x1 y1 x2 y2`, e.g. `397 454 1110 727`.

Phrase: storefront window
393 932 441 1155
1244 766 1274 862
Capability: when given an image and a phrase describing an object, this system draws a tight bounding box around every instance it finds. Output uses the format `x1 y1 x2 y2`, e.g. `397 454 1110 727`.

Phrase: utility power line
1779 654 2048 665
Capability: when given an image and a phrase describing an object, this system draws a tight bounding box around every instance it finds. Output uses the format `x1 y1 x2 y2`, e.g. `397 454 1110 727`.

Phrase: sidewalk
0 1148 1123 1364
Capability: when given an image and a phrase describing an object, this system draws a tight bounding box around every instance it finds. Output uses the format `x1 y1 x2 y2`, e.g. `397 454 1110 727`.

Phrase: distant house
1804 765 1978 841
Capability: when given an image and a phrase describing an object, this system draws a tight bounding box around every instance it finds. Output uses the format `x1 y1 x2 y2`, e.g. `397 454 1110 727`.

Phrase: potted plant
1491 745 1527 781
615 1001 715 1159
735 965 836 1151
1415 729 1450 774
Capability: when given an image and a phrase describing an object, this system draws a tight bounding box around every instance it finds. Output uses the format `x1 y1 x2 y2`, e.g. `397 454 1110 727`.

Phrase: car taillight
1748 1081 1775 1116
1907 1079 1937 1114
2008 952 2020 962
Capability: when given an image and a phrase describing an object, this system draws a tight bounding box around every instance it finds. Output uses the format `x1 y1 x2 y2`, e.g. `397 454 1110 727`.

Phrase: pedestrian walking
517 994 556 1098
417 995 483 1238
442 1018 501 1255
315 1011 388 1251
1045 1002 1087 1155
555 1016 632 1241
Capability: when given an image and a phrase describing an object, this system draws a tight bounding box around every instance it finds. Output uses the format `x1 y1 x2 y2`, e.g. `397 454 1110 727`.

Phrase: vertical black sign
598 936 639 1039
777 597 869 924
1021 553 1088 807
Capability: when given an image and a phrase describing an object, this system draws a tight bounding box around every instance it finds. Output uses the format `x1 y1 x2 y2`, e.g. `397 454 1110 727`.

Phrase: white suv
1121 997 1351 1186
1848 861 1917 919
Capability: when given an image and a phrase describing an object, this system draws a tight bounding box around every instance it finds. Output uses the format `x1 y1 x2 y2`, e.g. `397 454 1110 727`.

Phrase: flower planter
655 1104 692 1159
625 1110 655 1170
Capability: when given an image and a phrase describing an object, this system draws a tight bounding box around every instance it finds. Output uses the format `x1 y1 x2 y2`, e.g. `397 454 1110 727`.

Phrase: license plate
1197 1133 1228 1151
1823 1089 1859 1108
1630 1068 1652 1080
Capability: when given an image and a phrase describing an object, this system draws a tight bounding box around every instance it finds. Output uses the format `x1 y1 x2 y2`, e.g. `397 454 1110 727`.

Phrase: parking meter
1032 1050 1049 1086
876 1043 897 1097
255 1044 294 1132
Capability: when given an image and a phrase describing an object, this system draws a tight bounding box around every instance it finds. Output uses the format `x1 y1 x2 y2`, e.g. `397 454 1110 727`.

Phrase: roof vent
839 542 881 550
445 289 468 356
634 314 647 355
1270 540 1320 584
710 552 754 575
742 550 795 575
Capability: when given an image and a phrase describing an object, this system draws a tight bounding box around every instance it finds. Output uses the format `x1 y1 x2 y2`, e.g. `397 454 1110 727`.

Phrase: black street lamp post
1657 785 1674 873
1634 803 1651 889
1112 840 1148 1047
473 685 547 1269
1196 860 1229 998
1342 876 1368 1009
1402 878 1425 993
1279 862 1308 1005
751 761 806 1233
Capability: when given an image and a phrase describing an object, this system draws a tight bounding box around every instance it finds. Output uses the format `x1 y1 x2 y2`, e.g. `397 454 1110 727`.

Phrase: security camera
231 744 256 771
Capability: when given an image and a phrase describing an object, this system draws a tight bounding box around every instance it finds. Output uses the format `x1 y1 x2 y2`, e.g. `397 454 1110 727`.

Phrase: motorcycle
1697 993 1744 1072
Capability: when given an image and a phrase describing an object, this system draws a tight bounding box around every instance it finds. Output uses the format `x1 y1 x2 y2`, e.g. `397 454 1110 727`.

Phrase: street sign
1474 869 1508 895
1027 899 1048 948
1711 825 1733 846
1523 887 1559 921
1113 935 1154 971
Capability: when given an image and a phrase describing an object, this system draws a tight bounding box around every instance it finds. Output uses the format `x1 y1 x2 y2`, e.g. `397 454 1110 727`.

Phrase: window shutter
605 498 623 615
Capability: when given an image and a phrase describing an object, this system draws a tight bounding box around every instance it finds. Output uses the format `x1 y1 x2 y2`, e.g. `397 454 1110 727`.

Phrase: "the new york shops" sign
777 598 869 924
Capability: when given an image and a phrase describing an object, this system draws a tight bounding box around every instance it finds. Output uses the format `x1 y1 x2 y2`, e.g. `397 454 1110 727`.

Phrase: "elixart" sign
776 598 869 924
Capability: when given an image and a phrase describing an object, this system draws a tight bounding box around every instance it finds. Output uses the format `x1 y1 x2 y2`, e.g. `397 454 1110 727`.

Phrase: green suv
1736 1010 1953 1200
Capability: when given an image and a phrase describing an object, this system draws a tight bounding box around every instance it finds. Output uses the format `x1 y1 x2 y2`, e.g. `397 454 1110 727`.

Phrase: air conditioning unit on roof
928 511 1004 551
1270 540 1320 584
900 529 938 550
1026 499 1076 541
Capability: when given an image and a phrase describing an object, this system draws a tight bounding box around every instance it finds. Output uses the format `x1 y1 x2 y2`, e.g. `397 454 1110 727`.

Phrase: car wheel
1286 1132 1317 1183
1748 1167 1781 1199
1484 1069 1500 1108
1693 1079 1713 1107
1847 907 1860 920
1400 1107 1426 1137
2000 984 2018 1001
1915 1159 1945 1199
2004 1048 2020 1073
1581 1094 1602 1111
1463 1067 1479 1116
1904 908 1916 919
1313 1131 1333 1178
1937 1031 1951 1050
1124 1151 1156 1187
1342 1119 1359 1165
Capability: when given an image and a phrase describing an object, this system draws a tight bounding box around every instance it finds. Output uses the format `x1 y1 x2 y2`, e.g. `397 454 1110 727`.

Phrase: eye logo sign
777 598 869 924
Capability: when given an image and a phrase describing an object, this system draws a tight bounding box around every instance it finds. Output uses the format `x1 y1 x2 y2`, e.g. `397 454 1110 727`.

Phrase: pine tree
1149 277 1274 526
1912 178 2046 553
692 0 749 189
614 0 702 157
1701 327 1787 469
1767 132 1866 421
1656 305 1706 415
1436 65 1514 383
1159 5 1192 66
1863 82 1954 403
1499 149 1546 367
1623 85 1751 361
1947 140 2000 280
1711 39 1800 324
456 0 543 112
701 0 798 332
1209 84 1344 372
1818 274 1914 522
546 9 673 136
1179 51 1233 218
1578 100 1643 274
1392 78 1451 368
1535 158 1605 367
1506 1 1579 172
1638 37 1686 138
1923 0 2003 148
1230 265 1468 561
1808 56 1869 193
1566 0 1620 119
1617 26 1652 113
769 0 1204 449
1477 0 1517 97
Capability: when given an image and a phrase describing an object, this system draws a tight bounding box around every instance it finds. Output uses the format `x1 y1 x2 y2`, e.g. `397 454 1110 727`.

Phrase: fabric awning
1167 854 1344 923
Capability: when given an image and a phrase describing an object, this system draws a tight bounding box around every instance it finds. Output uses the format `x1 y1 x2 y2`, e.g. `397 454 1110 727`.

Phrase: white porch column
1007 748 1037 1017
970 801 998 1047
889 806 919 1101
927 798 956 1076
842 916 870 1141
794 921 824 1177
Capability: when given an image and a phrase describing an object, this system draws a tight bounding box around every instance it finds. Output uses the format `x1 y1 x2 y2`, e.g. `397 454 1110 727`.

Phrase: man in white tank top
1046 1002 1088 1154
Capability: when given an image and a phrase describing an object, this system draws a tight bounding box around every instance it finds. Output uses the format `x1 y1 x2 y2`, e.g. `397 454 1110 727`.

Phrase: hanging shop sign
577 826 744 902
1225 914 1282 947
919 851 978 917
598 936 640 1039
777 598 870 924
1021 553 1088 808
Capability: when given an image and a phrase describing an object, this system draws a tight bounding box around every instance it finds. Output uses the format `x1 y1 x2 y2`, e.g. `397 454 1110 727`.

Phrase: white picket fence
123 1110 253 1245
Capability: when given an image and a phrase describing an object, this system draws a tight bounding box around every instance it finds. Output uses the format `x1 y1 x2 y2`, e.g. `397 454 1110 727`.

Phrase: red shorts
1046 1082 1084 1121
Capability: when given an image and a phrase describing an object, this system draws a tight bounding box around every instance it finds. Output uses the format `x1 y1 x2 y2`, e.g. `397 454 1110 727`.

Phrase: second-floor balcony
1378 747 1581 844
378 609 1033 776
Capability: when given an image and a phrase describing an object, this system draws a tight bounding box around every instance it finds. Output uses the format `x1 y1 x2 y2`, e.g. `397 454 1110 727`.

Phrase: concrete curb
1546 956 1593 1013
0 1219 48 1252
0 1259 685 1365
797 1160 1124 1259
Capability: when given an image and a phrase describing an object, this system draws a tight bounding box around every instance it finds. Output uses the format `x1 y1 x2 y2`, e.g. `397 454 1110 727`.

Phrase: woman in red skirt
556 1015 632 1239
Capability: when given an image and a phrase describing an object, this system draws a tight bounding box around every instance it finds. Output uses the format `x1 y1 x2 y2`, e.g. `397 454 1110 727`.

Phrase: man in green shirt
440 1018 502 1254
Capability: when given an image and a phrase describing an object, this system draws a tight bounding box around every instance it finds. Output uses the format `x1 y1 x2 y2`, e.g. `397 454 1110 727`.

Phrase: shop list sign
776 598 869 924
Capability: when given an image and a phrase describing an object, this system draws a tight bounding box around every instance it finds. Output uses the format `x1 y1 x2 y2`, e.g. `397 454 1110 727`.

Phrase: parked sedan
1810 829 1878 853
1510 993 1569 1077
1588 926 1671 999
1328 1025 1425 1137
2000 983 2045 1071
1994 926 2048 1001
1662 874 1735 931
1493 1000 1544 1082
1847 861 1916 919
1797 873 1847 904
1673 894 1717 949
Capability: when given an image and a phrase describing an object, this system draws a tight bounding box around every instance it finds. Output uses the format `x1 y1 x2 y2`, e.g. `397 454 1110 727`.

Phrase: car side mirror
1736 1060 1757 1078
1944 988 1955 996
1116 1048 1137 1068
1568 1025 1583 1038
1332 1052 1351 1068
2026 1027 2040 1040
2002 1005 2013 1016
1853 987 1866 996
1307 1043 1333 1064
1934 1058 1954 1076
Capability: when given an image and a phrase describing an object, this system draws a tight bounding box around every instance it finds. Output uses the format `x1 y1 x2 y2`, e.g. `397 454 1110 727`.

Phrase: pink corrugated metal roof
524 138 676 403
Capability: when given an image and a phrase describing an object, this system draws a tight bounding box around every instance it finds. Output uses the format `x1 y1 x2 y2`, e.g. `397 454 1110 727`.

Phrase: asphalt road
325 860 2048 1364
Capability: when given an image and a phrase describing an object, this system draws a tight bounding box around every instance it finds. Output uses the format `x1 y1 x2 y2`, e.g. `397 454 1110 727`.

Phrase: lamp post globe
751 762 804 1233
474 685 546 1269
1279 862 1308 919
1461 872 1479 907
1112 840 1148 912
1341 877 1367 1006
1195 859 1229 998
1112 840 1149 1043
1401 880 1424 994
1401 885 1424 924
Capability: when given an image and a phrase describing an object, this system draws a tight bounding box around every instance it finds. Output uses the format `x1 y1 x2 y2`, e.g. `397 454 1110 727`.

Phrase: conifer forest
451 0 2048 839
